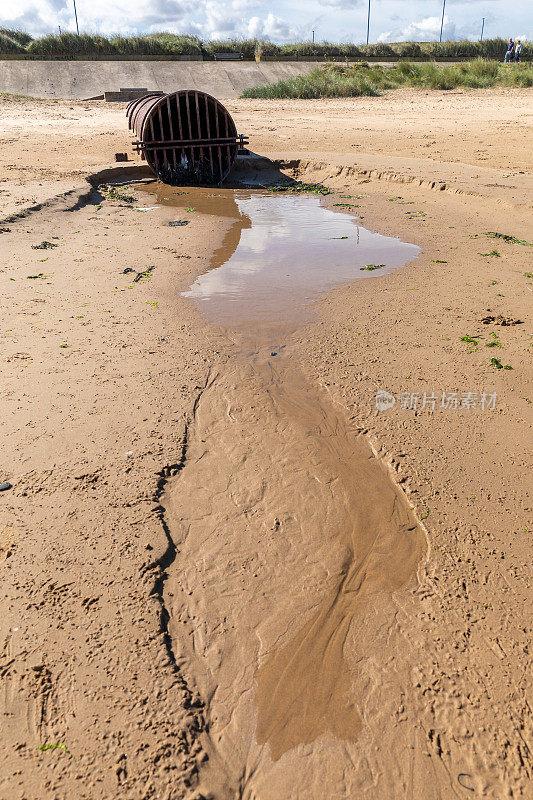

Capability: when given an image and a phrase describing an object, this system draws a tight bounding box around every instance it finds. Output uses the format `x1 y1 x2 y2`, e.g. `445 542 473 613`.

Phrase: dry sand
0 87 532 799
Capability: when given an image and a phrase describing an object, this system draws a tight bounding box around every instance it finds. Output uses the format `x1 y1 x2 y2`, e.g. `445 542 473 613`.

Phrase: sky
1 0 531 43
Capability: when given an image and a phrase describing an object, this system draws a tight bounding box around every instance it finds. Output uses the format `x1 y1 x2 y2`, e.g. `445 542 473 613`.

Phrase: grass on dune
109 33 203 56
25 32 204 56
242 68 381 99
27 33 113 56
0 32 26 53
1 31 530 61
0 91 45 101
241 60 533 99
0 27 32 47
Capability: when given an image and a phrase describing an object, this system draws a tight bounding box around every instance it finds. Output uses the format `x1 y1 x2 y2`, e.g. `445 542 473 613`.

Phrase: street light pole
366 0 371 45
439 0 446 43
312 30 315 43
73 0 80 35
480 17 485 42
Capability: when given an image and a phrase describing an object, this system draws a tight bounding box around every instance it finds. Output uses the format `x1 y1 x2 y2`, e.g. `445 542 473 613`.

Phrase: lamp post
480 17 485 42
366 0 371 45
439 0 446 43
73 0 80 35
312 30 315 43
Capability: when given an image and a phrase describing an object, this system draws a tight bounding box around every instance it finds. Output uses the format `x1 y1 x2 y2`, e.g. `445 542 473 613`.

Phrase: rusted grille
126 90 248 185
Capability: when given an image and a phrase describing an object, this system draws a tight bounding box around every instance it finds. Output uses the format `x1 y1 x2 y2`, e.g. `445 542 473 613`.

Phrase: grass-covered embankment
241 60 533 99
0 29 530 61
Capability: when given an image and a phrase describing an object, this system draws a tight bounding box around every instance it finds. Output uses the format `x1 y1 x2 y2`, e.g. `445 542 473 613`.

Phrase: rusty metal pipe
126 90 245 185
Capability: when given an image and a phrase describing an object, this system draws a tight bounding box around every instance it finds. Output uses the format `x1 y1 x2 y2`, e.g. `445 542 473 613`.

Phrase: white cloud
247 13 299 41
319 0 365 6
0 0 531 41
378 15 473 43
201 2 300 41
231 0 261 10
0 0 192 36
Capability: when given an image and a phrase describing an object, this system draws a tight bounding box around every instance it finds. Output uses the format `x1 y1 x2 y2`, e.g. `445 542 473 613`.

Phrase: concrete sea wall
0 60 317 99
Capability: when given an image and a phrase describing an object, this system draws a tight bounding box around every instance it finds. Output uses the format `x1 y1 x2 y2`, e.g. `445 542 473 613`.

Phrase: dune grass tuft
25 32 203 57
241 60 533 98
110 33 203 56
27 33 111 56
0 32 26 54
241 66 380 99
0 27 33 46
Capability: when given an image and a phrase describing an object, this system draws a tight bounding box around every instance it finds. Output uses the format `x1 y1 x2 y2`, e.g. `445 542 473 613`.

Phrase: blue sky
1 0 531 42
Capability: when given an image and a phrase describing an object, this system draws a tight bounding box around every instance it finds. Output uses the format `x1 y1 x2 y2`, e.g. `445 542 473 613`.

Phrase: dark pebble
0 482 12 491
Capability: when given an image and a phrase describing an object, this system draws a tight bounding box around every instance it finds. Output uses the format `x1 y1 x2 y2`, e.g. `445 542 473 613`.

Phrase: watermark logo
376 390 497 412
375 390 396 412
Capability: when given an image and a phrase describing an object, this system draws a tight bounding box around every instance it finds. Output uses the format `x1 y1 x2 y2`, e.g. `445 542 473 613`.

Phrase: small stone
0 482 12 491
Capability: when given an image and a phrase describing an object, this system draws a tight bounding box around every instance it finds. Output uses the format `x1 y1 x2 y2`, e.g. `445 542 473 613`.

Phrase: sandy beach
0 87 531 799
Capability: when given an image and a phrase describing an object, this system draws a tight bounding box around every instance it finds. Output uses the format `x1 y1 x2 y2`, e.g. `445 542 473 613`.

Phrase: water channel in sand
138 183 425 798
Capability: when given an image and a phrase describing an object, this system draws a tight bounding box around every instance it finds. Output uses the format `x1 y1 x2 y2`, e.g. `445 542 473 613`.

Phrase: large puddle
182 190 419 328
138 181 425 797
140 184 419 330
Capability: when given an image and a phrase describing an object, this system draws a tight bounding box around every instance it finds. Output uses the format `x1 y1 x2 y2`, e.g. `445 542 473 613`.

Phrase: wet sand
146 186 424 792
0 88 531 799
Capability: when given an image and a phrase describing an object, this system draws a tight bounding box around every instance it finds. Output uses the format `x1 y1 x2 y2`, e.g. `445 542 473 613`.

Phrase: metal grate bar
166 96 176 167
184 93 194 163
157 103 167 166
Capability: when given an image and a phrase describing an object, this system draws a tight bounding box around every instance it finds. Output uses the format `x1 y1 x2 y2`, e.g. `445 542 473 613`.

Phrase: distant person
504 38 515 62
514 40 522 62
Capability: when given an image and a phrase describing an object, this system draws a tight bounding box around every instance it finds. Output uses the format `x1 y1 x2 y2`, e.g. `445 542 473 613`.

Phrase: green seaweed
32 241 57 250
485 232 532 246
98 184 136 204
490 357 512 370
38 742 71 755
269 182 331 195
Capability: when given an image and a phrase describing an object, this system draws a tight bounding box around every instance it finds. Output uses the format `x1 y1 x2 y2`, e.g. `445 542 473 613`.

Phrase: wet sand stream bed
137 183 425 797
